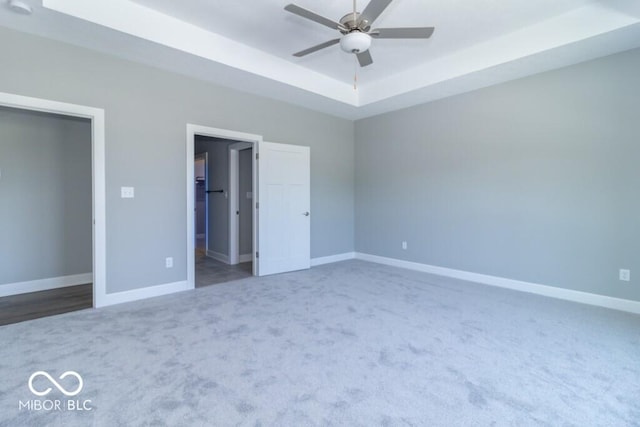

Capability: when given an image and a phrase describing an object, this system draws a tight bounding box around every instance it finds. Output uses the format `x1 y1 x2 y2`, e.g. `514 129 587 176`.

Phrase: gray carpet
1 260 638 426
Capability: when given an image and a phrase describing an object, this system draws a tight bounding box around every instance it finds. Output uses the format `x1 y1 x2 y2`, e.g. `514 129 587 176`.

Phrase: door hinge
256 251 259 258
256 202 259 209
256 153 259 160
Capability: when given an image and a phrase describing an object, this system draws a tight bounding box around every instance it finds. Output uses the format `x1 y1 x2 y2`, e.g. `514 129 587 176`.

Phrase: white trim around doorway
186 124 262 288
0 91 107 308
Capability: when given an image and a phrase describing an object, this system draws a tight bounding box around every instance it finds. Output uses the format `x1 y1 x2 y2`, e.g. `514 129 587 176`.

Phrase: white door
257 142 310 276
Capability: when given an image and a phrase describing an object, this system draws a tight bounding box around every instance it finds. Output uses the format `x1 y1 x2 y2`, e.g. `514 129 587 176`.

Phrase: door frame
228 142 253 265
186 124 261 287
0 91 107 307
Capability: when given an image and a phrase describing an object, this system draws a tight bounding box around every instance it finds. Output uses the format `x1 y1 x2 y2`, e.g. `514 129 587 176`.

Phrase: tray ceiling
1 0 640 119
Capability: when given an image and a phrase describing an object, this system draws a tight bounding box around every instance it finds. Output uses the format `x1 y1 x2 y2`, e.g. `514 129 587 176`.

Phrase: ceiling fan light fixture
340 31 371 54
285 1 434 68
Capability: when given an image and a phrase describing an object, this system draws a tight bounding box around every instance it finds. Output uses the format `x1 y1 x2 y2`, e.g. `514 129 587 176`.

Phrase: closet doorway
0 92 106 324
192 135 254 287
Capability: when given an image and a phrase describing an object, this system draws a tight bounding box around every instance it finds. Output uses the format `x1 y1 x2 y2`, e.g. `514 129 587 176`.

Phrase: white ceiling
130 0 589 82
2 0 640 119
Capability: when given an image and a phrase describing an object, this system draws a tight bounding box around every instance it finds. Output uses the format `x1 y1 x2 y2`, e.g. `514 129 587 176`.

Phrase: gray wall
355 48 640 302
239 148 253 256
0 27 354 294
0 107 92 285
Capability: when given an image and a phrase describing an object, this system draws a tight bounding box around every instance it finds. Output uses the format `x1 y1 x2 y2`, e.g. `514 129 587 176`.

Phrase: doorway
0 92 106 322
192 134 256 287
186 124 312 289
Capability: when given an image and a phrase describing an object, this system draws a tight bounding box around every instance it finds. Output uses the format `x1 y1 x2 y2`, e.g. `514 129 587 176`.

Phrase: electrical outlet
402 241 407 250
619 269 630 282
165 257 173 268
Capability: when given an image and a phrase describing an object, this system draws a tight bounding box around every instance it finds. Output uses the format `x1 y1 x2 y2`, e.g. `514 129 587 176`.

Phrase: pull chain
354 55 358 91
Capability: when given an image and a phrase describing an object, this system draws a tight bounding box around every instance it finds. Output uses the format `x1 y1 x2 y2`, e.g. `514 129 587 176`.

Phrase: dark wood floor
0 250 250 326
0 284 93 326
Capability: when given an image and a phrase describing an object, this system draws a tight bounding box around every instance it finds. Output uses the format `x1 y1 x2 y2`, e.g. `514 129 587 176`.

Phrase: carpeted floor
0 260 638 426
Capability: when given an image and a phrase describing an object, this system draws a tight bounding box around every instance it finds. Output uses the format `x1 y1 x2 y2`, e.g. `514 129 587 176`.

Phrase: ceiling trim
43 0 358 106
359 4 639 105
30 0 640 120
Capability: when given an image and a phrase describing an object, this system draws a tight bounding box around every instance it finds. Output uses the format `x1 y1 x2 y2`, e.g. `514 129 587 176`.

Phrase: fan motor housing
340 12 371 32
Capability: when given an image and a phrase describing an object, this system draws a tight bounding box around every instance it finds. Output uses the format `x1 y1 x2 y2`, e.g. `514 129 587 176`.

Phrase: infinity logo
28 371 84 397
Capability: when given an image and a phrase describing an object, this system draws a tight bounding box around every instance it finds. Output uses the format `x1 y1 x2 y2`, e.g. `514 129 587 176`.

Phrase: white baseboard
0 273 93 298
96 280 190 308
356 253 640 315
239 253 253 263
311 252 356 267
207 250 230 264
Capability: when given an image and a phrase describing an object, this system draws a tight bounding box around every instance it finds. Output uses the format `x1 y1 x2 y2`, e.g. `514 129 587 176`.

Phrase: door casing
0 91 106 307
186 125 260 286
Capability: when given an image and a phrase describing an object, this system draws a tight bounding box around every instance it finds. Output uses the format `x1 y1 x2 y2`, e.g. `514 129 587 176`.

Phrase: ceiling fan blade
285 4 345 30
360 0 393 26
293 38 341 57
356 50 373 67
370 27 435 39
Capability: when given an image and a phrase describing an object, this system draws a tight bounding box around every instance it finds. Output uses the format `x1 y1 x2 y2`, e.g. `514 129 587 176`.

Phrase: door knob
303 212 310 216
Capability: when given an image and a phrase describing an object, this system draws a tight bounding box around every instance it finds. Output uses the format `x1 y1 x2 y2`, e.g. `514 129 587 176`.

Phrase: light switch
121 187 135 198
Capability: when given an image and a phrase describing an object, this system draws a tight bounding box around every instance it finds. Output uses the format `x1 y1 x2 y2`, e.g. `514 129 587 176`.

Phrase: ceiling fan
284 0 435 67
